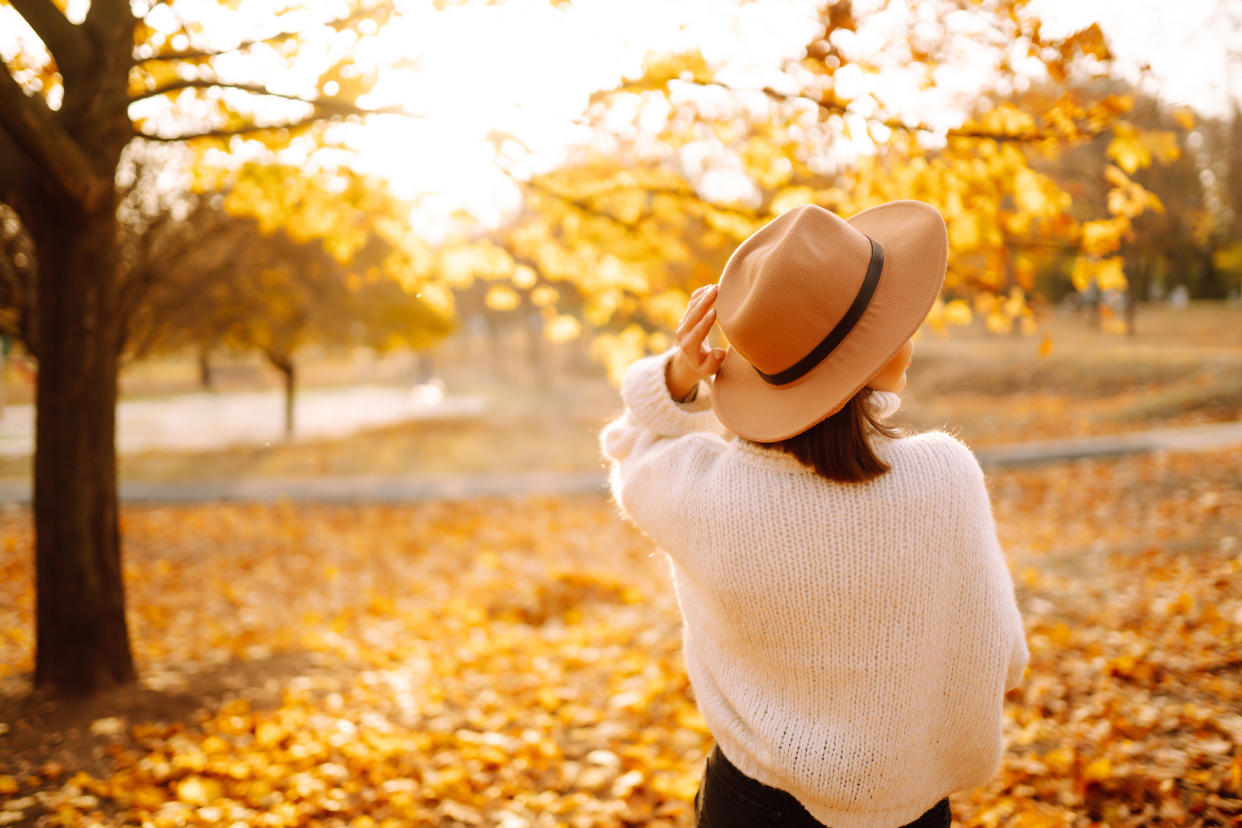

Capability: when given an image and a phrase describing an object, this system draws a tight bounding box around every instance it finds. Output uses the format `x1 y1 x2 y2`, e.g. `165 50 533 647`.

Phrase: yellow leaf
536 687 560 711
544 315 582 344
770 187 816 215
176 775 222 806
1107 122 1150 174
255 721 284 748
1095 257 1127 291
512 265 537 290
1044 747 1075 774
1103 164 1130 188
531 285 559 307
1081 219 1126 256
985 310 1013 335
0 776 17 794
485 285 521 312
980 103 1036 136
1014 256 1035 290
1083 756 1112 782
615 49 714 95
1013 169 1049 215
1071 258 1093 292
1141 129 1181 164
973 293 998 317
948 213 981 251
943 299 972 327
1173 107 1195 131
1038 334 1053 357
1002 289 1027 319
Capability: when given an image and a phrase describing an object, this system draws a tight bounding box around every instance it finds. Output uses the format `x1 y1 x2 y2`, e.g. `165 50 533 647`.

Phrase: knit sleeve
928 433 1029 692
619 350 719 438
600 351 725 547
962 444 1029 691
601 351 721 462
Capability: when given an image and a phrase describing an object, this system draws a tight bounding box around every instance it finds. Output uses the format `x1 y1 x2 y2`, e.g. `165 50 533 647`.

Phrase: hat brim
710 200 947 443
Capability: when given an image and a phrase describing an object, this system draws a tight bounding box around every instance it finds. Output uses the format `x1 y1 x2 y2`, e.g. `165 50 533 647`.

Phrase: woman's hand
666 284 727 401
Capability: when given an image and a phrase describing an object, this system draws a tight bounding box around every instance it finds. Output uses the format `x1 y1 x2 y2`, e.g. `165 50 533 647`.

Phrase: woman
601 201 1028 828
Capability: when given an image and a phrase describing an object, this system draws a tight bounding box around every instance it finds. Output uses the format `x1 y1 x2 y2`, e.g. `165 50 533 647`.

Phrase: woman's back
602 353 1027 828
603 201 1027 828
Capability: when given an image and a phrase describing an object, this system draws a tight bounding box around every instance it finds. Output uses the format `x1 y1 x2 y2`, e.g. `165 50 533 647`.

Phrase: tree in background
0 0 416 694
1196 107 1242 301
120 163 453 437
452 0 1180 379
989 85 1237 333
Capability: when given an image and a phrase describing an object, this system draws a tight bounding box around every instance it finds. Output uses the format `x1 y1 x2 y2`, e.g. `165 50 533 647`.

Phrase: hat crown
716 205 875 379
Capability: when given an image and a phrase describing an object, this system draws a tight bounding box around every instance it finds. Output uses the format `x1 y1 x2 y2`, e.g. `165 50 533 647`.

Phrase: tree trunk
15 1 138 695
416 350 435 384
525 312 547 388
0 339 7 417
31 196 134 694
267 353 296 439
283 361 295 439
484 314 503 380
197 345 213 391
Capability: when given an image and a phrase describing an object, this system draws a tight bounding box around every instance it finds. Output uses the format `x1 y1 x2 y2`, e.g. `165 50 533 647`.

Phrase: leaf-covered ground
1 446 1240 826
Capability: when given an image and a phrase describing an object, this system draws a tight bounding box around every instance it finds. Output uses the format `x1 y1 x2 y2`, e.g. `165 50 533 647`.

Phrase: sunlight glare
337 0 822 235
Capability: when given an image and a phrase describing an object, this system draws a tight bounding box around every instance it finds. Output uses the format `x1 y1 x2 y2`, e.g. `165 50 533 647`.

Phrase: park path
0 419 1240 505
0 383 485 457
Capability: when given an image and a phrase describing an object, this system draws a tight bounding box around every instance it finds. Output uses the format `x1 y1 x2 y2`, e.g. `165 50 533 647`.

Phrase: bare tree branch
117 222 241 357
137 28 308 64
134 115 336 143
128 78 417 119
521 178 645 233
522 176 763 238
133 97 423 144
608 79 1110 145
743 82 1108 143
135 4 388 64
0 70 109 213
8 0 91 78
134 121 308 143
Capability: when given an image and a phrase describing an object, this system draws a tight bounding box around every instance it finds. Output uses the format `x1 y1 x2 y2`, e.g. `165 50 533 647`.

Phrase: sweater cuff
620 350 719 438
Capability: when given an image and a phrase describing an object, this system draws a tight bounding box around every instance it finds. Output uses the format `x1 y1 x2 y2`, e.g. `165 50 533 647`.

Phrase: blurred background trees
0 0 421 694
1 0 1239 695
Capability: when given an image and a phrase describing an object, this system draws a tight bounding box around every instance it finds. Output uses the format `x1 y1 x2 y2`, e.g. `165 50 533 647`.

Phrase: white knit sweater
601 352 1029 828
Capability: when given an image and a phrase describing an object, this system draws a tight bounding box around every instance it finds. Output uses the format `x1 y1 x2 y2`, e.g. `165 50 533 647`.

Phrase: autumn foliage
2 6 1238 825
1 444 1240 826
435 2 1189 380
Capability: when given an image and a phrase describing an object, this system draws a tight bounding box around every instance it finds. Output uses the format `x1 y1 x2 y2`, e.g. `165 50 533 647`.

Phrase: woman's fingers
676 294 708 340
688 306 715 351
676 284 717 343
678 307 718 375
671 283 726 381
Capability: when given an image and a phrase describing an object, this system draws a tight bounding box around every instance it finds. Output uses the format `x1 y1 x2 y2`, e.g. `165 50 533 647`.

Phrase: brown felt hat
710 200 947 442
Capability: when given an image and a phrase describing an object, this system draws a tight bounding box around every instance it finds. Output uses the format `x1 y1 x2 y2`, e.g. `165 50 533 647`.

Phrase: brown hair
761 388 900 483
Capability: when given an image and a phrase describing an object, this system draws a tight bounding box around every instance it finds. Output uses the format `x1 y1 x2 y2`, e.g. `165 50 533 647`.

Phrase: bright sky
1029 0 1241 117
343 0 825 235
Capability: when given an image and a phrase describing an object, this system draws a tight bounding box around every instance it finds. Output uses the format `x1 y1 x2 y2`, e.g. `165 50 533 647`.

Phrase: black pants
694 746 951 828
